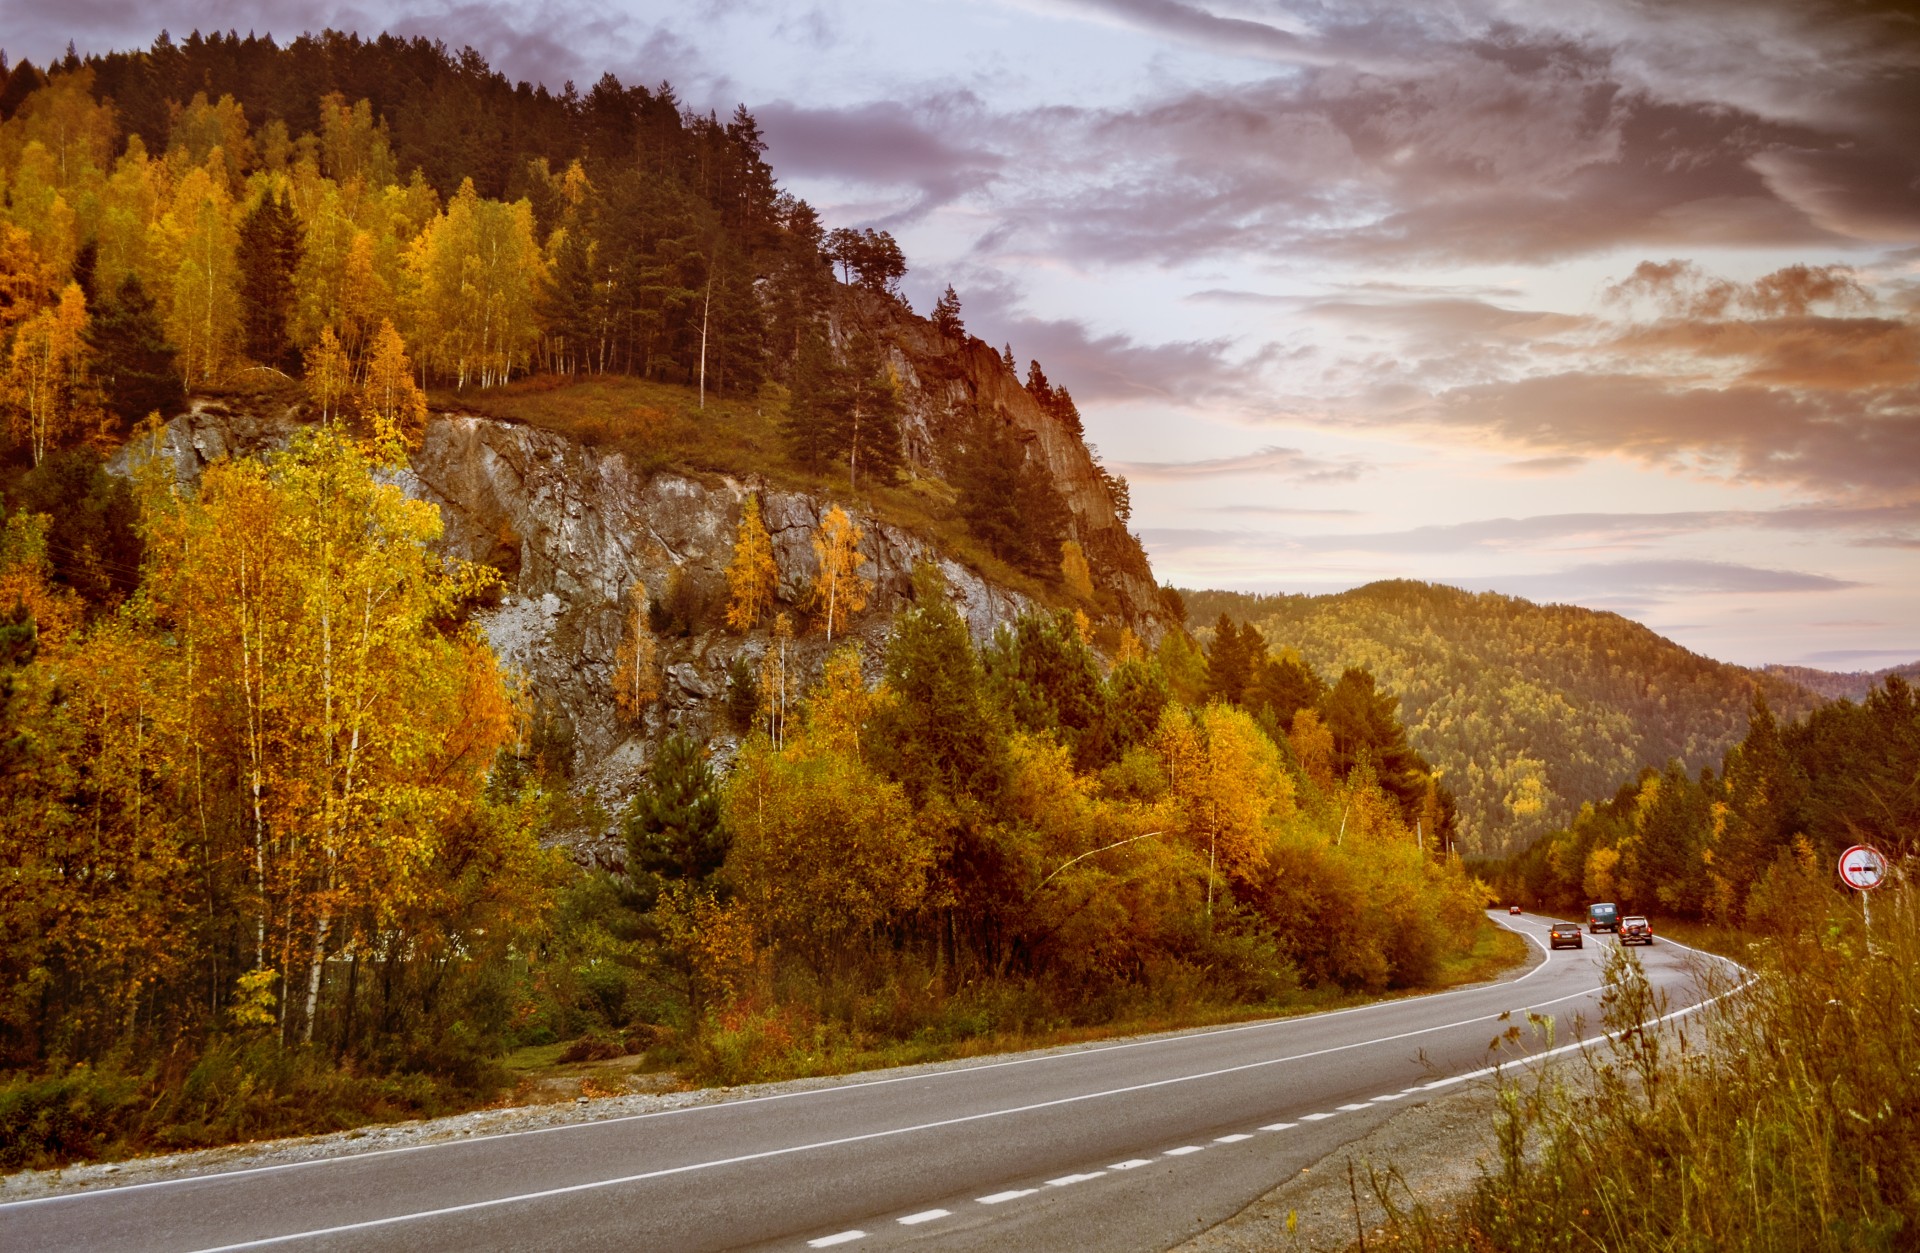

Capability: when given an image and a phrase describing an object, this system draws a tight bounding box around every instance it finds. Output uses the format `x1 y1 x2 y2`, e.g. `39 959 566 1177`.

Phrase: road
1 913 1739 1252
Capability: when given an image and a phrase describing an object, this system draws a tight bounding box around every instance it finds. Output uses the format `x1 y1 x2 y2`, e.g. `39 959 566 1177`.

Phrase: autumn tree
810 505 871 643
359 318 428 458
157 161 243 384
6 282 90 464
723 493 778 632
1060 539 1094 601
303 325 354 423
612 578 660 723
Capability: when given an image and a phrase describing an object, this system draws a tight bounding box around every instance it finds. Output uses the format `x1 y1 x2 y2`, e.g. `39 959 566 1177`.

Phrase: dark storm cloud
970 1 1920 269
757 96 1004 223
946 276 1248 403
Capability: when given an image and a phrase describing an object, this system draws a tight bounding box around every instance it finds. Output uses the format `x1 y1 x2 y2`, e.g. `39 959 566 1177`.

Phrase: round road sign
1838 844 1888 891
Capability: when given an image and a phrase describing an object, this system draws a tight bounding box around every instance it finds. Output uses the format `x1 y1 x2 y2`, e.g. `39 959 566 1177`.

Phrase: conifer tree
236 190 302 371
932 285 964 337
86 273 183 427
624 732 727 910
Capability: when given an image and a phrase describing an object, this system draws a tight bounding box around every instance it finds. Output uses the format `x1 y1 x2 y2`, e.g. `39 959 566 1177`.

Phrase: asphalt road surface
1 912 1740 1252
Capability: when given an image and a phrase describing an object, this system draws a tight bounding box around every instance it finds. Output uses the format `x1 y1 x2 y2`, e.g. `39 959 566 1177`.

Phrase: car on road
1620 915 1654 945
1587 901 1619 933
1509 904 1522 915
1549 921 1583 949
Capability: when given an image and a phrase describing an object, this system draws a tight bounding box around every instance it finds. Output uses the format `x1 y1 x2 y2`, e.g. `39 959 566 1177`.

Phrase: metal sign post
1838 844 1889 936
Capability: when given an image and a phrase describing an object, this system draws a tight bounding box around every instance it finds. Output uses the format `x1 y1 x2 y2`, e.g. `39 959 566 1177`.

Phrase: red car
1509 904 1522 915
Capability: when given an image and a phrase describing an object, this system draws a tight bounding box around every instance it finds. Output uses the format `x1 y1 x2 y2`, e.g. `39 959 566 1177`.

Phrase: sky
8 0 1919 670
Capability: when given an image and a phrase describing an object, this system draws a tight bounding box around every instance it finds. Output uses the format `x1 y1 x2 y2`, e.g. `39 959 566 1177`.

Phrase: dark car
1549 921 1583 950
1620 916 1654 945
1587 902 1619 934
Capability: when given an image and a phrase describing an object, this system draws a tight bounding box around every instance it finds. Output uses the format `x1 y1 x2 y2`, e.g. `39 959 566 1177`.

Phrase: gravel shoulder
1173 1077 1505 1252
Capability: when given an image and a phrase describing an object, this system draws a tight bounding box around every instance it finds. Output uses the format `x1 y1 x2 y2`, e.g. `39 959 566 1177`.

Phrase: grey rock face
124 406 1041 857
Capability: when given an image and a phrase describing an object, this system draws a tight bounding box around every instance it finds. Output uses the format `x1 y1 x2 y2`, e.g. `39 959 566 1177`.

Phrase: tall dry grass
1365 878 1918 1251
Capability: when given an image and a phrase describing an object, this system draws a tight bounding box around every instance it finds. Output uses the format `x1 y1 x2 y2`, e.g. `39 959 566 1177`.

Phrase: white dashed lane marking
1300 1112 1336 1121
1109 1159 1153 1170
1047 1172 1106 1187
1214 1133 1252 1143
1164 1145 1204 1156
1337 1103 1372 1111
897 1209 949 1225
978 1189 1038 1205
808 1232 865 1248
1259 1122 1296 1131
1372 1093 1404 1101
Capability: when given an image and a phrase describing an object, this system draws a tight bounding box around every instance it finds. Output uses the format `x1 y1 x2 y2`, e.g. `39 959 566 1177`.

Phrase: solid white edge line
3 913 1560 1211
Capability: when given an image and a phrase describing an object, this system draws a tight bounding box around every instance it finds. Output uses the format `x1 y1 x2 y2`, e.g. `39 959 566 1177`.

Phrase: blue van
1587 902 1618 934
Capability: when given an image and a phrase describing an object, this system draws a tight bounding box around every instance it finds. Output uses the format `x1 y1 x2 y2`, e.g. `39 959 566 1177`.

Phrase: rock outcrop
115 294 1177 859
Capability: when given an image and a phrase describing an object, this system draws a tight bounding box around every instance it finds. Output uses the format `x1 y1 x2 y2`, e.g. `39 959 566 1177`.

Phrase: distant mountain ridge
1182 580 1823 856
1757 660 1920 702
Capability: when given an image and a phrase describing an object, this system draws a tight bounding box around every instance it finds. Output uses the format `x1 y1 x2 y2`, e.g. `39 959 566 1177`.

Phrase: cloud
1503 455 1587 474
757 96 1004 223
1468 559 1862 600
1119 445 1371 482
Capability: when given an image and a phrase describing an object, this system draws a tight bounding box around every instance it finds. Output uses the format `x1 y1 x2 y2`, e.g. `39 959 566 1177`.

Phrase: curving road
1 913 1740 1252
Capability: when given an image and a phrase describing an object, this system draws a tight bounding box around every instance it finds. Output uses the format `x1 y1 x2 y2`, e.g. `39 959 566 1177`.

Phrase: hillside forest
1184 582 1822 856
0 38 1493 1167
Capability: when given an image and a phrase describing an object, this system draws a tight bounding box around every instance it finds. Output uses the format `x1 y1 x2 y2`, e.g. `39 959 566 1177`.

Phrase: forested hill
0 30 1163 628
1182 580 1822 856
1758 660 1920 702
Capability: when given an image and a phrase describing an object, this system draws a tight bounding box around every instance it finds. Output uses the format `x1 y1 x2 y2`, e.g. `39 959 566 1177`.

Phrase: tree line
1495 680 1920 926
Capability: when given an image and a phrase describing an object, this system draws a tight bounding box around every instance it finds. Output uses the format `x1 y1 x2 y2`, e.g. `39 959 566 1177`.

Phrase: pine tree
624 733 727 910
236 190 302 371
841 335 905 489
932 284 964 337
782 328 846 471
85 273 183 429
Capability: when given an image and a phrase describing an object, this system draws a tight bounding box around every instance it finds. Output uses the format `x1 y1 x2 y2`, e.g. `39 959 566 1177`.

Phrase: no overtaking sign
1838 844 1888 892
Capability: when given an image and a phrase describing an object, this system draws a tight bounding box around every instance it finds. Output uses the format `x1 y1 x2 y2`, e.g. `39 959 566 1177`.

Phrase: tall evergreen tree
932 285 964 337
236 190 302 371
85 273 183 428
624 733 727 911
954 409 1070 578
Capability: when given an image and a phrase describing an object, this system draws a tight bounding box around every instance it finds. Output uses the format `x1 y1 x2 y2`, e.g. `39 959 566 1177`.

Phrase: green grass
1366 883 1920 1251
441 374 1068 611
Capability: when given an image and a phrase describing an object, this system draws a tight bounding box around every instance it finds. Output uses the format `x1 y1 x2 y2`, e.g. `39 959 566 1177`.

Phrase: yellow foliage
723 493 778 633
360 318 427 459
1060 538 1094 601
611 580 659 723
810 504 871 642
1289 707 1335 792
